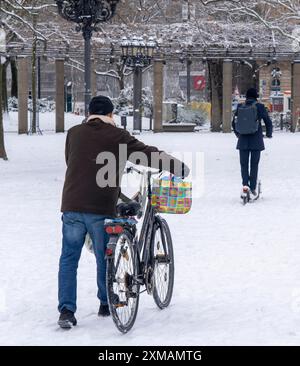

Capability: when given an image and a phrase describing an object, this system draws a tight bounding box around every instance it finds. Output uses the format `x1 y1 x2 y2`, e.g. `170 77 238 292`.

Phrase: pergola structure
2 18 300 133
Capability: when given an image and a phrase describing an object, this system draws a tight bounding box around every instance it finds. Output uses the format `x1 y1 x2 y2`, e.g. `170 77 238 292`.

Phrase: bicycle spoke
152 219 174 309
107 232 140 332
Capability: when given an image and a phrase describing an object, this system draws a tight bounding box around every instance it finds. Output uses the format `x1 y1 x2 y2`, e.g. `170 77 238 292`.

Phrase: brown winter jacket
61 118 189 217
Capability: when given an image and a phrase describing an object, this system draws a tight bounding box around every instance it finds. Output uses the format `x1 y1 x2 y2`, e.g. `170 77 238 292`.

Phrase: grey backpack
235 102 259 135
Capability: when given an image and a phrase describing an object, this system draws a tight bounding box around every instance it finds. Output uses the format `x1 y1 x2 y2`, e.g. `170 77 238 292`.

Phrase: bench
162 123 196 132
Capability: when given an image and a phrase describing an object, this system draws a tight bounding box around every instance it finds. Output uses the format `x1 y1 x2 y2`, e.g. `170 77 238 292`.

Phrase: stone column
56 59 65 133
153 59 164 133
209 60 223 132
222 59 233 133
291 60 300 132
91 58 97 98
17 57 29 134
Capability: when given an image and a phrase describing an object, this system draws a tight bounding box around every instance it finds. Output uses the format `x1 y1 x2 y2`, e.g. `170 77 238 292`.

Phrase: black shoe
250 190 258 199
58 308 77 329
98 304 110 317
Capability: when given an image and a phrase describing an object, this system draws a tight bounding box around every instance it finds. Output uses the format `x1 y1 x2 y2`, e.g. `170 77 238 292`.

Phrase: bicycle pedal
114 302 127 308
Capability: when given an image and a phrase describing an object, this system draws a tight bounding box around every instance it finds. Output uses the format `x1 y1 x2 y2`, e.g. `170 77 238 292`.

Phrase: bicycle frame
137 201 155 260
133 170 158 286
105 166 168 290
117 168 161 285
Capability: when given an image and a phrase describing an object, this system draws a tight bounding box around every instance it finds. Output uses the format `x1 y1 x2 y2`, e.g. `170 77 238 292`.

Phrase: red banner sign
193 75 206 91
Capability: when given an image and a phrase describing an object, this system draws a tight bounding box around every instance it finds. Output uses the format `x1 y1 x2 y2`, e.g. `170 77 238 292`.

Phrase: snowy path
1 120 300 345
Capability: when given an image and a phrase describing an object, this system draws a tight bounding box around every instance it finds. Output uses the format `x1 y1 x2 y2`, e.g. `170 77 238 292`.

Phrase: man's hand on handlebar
125 162 190 180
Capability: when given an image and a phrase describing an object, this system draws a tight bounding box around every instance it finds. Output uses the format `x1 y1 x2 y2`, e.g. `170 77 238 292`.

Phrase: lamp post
186 57 192 103
55 0 120 116
178 45 193 104
121 36 156 133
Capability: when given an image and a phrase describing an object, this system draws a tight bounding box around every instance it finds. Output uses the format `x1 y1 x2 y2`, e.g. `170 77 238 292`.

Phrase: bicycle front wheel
106 230 140 333
151 217 174 309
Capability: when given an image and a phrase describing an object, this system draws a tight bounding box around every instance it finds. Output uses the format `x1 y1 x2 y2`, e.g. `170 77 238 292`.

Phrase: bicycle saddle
117 201 141 217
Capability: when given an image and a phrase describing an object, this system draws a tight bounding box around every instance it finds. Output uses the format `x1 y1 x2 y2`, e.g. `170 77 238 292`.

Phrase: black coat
232 98 273 151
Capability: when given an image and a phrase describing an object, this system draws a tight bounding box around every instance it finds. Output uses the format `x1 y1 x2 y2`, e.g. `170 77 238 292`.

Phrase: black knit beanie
89 96 114 115
246 88 259 100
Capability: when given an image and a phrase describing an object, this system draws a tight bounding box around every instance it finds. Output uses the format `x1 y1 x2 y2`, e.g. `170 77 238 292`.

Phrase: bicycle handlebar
125 166 161 176
125 165 187 179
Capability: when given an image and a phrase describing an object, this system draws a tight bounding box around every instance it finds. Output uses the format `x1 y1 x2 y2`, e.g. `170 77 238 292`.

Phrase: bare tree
200 0 300 44
0 58 8 160
0 0 56 134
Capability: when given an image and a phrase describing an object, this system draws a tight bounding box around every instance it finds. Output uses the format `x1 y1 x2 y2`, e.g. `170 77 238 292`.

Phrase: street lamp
120 36 157 132
55 0 120 116
177 45 193 103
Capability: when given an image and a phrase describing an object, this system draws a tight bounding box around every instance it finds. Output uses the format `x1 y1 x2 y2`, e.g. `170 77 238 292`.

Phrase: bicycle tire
152 217 174 309
106 230 140 333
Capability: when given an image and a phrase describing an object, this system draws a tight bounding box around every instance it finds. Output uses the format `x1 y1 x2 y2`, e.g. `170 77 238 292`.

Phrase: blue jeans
58 212 110 313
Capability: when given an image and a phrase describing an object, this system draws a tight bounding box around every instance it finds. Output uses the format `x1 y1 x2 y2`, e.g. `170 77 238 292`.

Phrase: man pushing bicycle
58 96 190 329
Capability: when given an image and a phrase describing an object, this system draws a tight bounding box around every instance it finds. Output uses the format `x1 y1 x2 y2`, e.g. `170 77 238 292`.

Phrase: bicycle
104 166 174 333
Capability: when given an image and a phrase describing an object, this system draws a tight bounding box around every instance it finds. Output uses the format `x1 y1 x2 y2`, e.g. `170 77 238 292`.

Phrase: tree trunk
31 36 37 134
208 60 223 132
11 58 18 98
119 74 125 92
30 11 38 134
1 61 8 112
0 63 8 160
116 62 125 92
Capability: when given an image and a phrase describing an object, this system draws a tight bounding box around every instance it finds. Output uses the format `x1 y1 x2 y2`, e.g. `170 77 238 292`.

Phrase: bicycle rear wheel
152 217 174 309
106 230 140 333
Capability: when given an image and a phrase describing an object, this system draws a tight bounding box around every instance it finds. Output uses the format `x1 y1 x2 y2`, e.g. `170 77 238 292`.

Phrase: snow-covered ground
3 111 154 133
1 113 300 345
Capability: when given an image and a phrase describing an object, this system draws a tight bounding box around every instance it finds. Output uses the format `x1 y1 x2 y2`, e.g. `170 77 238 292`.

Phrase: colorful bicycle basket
151 176 192 214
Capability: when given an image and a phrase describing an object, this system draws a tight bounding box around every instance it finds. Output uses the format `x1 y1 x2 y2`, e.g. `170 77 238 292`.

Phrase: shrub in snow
142 87 153 118
177 105 206 125
35 98 55 113
112 87 134 116
8 97 55 113
8 97 18 112
165 103 207 125
113 87 153 117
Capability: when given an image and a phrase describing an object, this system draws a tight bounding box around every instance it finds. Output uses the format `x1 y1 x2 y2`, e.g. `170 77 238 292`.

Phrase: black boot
98 304 110 317
58 308 77 329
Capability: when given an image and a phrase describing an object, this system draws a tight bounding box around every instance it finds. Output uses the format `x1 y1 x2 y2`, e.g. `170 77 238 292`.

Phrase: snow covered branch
96 69 121 80
0 7 47 40
201 0 300 45
2 0 57 11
